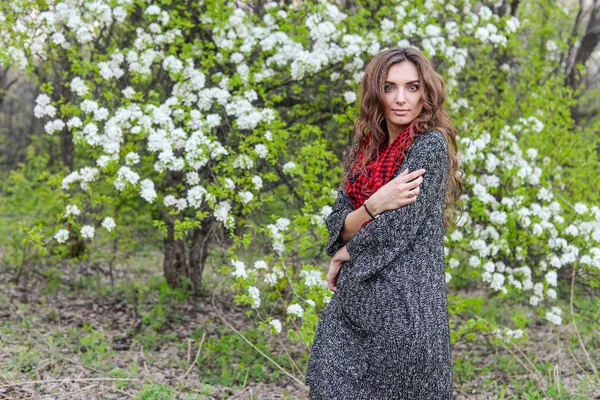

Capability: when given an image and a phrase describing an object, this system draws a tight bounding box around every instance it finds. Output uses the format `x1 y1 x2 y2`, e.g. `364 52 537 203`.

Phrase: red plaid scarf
345 125 416 215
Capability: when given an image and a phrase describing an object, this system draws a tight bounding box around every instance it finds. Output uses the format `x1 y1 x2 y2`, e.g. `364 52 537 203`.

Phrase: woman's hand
366 168 426 215
327 246 350 292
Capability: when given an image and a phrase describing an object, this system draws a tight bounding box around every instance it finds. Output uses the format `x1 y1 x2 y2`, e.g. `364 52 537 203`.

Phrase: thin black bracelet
363 200 379 220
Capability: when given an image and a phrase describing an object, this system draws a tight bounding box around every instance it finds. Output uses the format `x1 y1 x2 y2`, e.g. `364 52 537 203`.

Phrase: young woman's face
382 61 424 134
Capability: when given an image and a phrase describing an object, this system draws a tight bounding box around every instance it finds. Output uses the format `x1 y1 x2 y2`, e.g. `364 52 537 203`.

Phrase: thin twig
229 383 251 399
475 316 548 397
8 301 104 374
0 369 12 385
57 384 97 399
502 341 548 397
211 286 308 390
1 377 139 388
10 326 103 375
113 387 135 397
276 335 303 378
569 265 600 392
456 385 473 399
186 339 192 364
139 345 151 376
566 345 600 393
178 332 206 380
511 340 548 387
274 286 311 353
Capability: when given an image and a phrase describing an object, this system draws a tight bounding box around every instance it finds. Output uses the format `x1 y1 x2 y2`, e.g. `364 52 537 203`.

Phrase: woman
305 46 462 399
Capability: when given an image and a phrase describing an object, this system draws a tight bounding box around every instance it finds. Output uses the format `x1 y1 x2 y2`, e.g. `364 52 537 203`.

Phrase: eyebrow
385 80 420 85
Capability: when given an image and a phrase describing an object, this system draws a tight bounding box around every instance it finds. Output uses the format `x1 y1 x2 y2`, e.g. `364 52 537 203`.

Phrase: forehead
385 62 420 83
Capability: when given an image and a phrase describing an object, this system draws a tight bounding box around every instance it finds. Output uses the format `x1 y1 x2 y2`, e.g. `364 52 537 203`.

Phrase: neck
386 123 409 146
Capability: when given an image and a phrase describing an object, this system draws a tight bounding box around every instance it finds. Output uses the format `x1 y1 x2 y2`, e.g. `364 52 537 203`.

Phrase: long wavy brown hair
340 46 463 228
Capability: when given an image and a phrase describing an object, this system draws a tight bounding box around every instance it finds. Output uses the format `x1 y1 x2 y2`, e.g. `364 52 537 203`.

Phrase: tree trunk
565 0 600 125
163 222 188 288
189 226 212 292
163 223 213 292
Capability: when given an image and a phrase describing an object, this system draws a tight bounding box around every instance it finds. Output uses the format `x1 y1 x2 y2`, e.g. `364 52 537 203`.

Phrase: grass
0 252 306 399
0 250 598 399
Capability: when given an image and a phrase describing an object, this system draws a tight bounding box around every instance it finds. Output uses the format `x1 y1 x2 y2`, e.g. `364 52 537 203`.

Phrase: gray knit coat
305 130 453 399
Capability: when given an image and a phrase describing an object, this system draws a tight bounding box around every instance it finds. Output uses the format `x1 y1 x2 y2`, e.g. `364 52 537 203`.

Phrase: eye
384 85 394 92
409 84 419 91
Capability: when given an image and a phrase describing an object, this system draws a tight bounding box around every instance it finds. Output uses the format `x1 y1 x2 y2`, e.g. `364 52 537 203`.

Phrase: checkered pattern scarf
345 124 415 212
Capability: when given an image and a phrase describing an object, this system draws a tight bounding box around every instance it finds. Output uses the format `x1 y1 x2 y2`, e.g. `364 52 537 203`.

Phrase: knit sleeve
324 186 355 257
344 131 449 282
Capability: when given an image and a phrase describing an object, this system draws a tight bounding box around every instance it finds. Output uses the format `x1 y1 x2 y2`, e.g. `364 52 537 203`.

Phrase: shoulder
409 129 449 157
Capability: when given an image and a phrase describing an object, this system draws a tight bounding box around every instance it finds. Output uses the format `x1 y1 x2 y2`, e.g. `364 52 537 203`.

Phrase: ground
0 253 598 399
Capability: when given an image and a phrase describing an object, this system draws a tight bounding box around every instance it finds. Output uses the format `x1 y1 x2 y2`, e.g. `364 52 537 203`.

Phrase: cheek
384 93 393 106
383 96 394 112
410 95 421 108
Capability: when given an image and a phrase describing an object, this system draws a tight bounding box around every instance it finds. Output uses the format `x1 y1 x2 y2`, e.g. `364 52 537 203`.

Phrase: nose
395 88 406 104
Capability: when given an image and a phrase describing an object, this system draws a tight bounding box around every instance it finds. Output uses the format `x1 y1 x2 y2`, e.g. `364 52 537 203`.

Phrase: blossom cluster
444 120 600 324
1 0 588 338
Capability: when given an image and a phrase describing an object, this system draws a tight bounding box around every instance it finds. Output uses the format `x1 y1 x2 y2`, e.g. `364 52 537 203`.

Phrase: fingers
399 193 419 207
405 176 423 190
401 182 421 204
406 185 420 195
328 274 336 292
394 168 425 184
327 262 341 291
405 168 426 181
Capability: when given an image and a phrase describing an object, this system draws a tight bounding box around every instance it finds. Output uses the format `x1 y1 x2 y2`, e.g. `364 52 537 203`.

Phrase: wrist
364 198 381 219
333 245 351 262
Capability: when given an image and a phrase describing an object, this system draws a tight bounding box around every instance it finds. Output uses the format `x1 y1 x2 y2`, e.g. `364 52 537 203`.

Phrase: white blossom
45 119 65 135
231 259 248 279
101 217 116 232
254 260 268 270
215 201 234 229
545 40 557 52
252 175 263 190
34 94 56 118
80 225 95 239
545 270 558 287
287 303 304 318
140 179 157 203
125 152 140 166
545 306 562 325
574 202 588 215
233 154 254 169
248 286 260 308
70 77 89 96
54 228 69 243
529 295 540 306
122 87 136 99
283 161 297 173
186 171 200 185
445 272 452 283
67 117 83 128
300 269 326 288
254 143 269 158
239 191 254 204
269 318 282 334
65 204 81 217
224 178 235 190
275 217 290 231
343 91 357 104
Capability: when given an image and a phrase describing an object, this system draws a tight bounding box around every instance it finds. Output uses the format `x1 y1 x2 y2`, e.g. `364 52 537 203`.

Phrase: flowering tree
1 0 599 346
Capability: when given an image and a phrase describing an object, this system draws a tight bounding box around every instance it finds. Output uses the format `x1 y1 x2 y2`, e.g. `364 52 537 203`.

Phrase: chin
392 116 411 124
